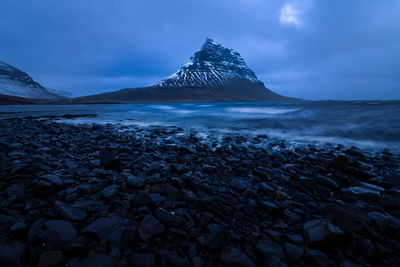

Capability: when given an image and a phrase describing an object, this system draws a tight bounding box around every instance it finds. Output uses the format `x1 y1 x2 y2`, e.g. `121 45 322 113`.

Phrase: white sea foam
148 105 175 110
226 107 301 115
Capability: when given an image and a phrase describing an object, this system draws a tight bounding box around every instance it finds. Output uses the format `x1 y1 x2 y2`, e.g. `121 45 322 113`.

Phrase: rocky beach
0 116 399 266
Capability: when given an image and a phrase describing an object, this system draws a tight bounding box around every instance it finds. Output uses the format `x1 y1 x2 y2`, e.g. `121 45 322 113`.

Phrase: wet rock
154 208 185 227
101 185 119 200
342 186 381 201
108 226 136 250
205 224 228 250
305 250 330 266
130 253 155 267
71 254 121 267
100 150 121 171
10 222 27 236
138 215 164 240
130 190 152 208
55 200 86 221
44 220 77 243
255 239 284 259
368 211 391 229
41 174 64 187
303 218 344 245
317 176 339 190
38 251 64 267
83 213 124 241
165 184 180 202
230 179 247 192
220 246 255 267
0 241 26 266
0 214 17 232
160 250 188 267
284 243 304 261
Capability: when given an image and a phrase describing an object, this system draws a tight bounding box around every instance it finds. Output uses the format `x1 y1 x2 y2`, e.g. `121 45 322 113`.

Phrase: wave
226 107 301 115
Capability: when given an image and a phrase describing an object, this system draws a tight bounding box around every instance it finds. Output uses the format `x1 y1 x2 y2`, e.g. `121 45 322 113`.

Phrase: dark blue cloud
0 0 399 99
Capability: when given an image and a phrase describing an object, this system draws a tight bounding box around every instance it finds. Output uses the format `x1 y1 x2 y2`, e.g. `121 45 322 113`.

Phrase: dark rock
303 218 344 245
257 182 275 194
261 201 281 215
41 174 64 187
341 186 381 201
220 246 255 267
10 222 27 235
44 220 77 243
160 250 188 267
101 185 119 200
0 241 26 266
317 176 339 190
129 253 155 267
83 214 124 241
205 224 228 250
154 208 185 227
165 184 180 202
130 190 152 208
138 215 164 240
71 254 121 267
255 239 284 259
55 200 86 221
368 211 391 229
0 214 17 232
108 226 136 250
38 251 64 267
230 179 247 192
284 243 304 261
100 150 121 171
305 250 330 266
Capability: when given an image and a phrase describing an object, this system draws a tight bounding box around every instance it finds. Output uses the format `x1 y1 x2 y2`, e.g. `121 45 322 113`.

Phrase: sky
0 0 399 100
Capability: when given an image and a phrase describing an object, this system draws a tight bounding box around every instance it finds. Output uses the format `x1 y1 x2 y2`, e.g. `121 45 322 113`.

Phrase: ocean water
1 101 400 152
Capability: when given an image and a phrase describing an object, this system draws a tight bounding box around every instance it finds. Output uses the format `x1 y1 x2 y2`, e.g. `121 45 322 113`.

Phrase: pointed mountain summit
0 61 67 99
157 38 263 88
69 39 298 103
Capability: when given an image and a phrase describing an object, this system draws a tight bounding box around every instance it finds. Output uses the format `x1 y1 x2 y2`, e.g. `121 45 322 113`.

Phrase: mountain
69 38 297 104
0 61 65 99
156 38 264 88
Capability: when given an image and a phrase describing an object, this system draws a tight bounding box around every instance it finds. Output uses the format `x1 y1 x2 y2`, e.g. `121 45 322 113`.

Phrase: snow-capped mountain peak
156 38 264 88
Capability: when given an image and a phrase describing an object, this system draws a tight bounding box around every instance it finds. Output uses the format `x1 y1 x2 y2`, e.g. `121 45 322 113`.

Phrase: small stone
138 215 164 240
154 208 185 227
83 213 124 241
55 200 86 221
44 220 77 243
42 174 64 187
230 179 247 191
101 185 119 199
130 253 156 267
305 250 330 266
0 241 26 266
284 243 304 261
38 251 64 267
130 190 152 208
255 239 284 259
71 254 121 267
10 222 27 235
303 219 343 245
0 214 17 232
220 246 255 267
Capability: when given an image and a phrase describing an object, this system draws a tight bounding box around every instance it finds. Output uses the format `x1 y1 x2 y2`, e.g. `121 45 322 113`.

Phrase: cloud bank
0 0 399 99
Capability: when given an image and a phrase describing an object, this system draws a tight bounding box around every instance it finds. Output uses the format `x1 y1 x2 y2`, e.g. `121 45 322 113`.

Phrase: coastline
0 117 400 266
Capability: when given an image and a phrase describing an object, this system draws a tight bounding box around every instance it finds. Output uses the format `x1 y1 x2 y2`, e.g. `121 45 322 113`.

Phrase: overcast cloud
0 0 399 99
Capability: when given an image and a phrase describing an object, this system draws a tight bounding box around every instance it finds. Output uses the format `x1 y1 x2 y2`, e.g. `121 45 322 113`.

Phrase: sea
1 101 399 153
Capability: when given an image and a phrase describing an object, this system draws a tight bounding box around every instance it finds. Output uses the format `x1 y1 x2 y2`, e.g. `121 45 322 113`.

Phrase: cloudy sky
0 0 399 99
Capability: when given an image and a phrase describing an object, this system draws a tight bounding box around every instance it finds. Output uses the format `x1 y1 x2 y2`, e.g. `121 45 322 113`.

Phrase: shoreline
0 117 400 266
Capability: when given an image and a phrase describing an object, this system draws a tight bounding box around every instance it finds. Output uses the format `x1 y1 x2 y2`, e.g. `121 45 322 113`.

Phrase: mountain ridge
0 61 66 99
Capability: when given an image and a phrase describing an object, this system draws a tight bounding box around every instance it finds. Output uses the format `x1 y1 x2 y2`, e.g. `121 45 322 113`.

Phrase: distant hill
0 61 67 99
